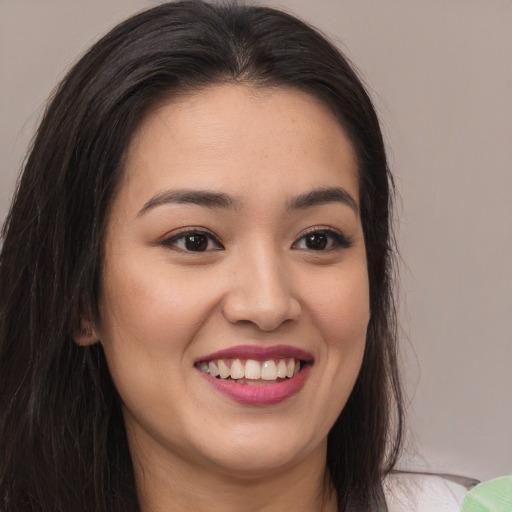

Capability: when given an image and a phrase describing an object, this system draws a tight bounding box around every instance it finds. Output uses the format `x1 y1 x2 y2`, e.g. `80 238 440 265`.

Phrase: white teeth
286 359 295 378
199 357 304 381
208 361 219 377
218 359 230 379
276 359 287 378
244 359 261 380
230 359 244 379
261 360 278 380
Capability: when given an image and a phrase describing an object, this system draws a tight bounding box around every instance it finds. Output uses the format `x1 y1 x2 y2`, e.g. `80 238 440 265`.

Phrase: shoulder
384 471 469 512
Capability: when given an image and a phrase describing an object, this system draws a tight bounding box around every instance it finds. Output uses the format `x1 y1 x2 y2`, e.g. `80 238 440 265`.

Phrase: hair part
0 2 403 511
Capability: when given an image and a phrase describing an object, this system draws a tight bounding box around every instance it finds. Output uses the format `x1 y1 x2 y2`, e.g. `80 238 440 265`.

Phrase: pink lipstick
194 344 313 364
195 344 313 406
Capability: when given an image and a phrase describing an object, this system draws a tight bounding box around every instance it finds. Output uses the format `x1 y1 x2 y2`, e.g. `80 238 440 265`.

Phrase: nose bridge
222 242 301 331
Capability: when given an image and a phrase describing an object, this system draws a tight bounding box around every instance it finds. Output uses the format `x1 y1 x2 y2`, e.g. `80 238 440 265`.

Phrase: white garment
384 472 469 512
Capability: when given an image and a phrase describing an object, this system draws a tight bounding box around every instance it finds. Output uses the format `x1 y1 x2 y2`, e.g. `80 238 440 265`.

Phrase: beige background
1 0 511 482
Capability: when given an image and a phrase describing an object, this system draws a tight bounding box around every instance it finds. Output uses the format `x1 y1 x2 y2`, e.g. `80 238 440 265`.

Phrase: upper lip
195 344 314 363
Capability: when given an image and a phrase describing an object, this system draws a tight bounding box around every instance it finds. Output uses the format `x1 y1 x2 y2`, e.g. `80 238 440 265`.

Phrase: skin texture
90 85 370 512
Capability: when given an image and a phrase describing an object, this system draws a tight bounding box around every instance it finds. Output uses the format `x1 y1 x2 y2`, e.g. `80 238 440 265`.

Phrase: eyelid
159 227 224 251
292 226 353 250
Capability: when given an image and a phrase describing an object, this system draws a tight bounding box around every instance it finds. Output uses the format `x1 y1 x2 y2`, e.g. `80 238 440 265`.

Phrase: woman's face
97 84 369 477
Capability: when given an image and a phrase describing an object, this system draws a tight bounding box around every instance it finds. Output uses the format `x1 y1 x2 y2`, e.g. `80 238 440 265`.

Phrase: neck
130 436 336 512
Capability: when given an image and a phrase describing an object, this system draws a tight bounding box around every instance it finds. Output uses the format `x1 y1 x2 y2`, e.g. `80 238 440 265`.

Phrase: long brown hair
0 2 403 510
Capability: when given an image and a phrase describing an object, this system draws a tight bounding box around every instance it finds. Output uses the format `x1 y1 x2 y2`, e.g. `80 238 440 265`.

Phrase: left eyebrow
287 187 359 215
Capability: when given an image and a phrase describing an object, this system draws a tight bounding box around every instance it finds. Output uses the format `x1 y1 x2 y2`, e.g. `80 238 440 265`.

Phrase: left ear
73 318 100 346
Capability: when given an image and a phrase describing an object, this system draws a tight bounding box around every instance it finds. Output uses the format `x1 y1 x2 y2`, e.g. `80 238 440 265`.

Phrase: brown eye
293 228 353 251
305 232 328 250
162 229 223 252
184 234 208 251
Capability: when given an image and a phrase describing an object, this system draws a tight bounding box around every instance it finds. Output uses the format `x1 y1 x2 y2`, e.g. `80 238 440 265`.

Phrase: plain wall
1 0 511 482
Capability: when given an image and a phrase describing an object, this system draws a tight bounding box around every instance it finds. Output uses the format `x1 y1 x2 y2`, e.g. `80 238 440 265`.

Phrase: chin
196 426 322 478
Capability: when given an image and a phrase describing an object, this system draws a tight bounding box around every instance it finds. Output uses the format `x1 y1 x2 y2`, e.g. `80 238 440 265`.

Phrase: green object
461 476 512 512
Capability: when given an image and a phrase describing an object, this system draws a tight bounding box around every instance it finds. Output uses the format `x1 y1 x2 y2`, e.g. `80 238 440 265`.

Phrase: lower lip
198 366 310 406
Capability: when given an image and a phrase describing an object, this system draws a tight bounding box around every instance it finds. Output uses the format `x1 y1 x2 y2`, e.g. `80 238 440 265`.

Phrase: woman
0 2 404 511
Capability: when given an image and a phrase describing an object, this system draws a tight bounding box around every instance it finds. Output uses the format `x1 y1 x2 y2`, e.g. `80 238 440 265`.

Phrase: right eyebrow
137 189 241 217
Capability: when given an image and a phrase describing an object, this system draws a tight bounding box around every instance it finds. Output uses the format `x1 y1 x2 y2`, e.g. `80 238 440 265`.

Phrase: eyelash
160 227 223 252
160 226 353 253
292 227 353 251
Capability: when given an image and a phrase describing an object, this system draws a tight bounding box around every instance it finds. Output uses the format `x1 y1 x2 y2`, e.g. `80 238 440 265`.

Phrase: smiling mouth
195 357 307 385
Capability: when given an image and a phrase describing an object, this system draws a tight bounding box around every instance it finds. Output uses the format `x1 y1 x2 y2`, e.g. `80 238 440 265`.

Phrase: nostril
222 294 301 332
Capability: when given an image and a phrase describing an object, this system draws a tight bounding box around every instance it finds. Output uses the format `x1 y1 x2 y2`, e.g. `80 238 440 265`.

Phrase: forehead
119 84 359 212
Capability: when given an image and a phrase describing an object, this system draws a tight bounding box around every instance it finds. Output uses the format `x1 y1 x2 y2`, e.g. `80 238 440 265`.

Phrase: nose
222 249 302 332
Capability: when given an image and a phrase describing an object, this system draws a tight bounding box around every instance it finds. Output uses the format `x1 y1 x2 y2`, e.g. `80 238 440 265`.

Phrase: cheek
311 260 370 394
96 257 224 421
99 255 214 353
303 261 370 424
309 264 370 352
96 257 220 436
